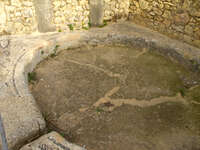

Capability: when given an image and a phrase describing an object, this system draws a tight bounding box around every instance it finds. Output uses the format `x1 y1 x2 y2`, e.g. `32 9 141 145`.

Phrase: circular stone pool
29 44 200 150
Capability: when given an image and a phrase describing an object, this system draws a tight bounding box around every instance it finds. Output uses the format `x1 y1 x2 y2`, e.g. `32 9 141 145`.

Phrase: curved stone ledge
0 22 200 150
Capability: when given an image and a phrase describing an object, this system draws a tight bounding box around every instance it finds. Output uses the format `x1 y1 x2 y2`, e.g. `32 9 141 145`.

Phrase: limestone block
139 0 149 10
15 11 21 17
34 0 56 32
89 0 104 26
11 0 21 7
0 2 7 25
174 10 190 26
0 96 45 150
190 11 200 17
20 132 86 150
22 1 33 7
185 25 194 35
23 8 33 18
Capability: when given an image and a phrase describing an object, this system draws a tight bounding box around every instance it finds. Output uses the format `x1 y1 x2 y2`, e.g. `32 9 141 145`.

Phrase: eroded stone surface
20 132 85 150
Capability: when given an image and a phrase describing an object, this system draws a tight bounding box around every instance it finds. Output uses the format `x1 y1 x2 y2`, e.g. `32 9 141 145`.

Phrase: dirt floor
29 45 200 150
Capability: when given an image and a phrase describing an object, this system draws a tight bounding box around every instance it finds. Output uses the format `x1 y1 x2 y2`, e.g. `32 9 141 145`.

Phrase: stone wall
0 0 129 33
129 0 200 48
52 0 90 31
0 0 36 35
0 0 199 49
51 0 130 31
104 0 130 21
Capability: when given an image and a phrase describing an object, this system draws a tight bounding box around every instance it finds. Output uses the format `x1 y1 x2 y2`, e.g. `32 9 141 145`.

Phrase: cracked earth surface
30 45 200 150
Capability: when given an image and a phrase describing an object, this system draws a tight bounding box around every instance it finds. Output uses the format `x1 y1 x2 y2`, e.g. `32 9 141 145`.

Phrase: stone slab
0 2 6 25
34 0 56 32
89 0 104 26
20 132 86 150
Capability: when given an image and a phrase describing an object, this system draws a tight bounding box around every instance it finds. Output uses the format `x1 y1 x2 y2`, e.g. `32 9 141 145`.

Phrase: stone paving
0 22 200 150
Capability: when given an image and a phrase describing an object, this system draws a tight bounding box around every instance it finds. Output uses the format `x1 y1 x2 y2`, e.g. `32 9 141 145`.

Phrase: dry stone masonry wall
52 0 90 31
129 0 200 48
51 0 130 31
104 0 130 21
0 0 199 48
0 0 130 33
0 0 37 35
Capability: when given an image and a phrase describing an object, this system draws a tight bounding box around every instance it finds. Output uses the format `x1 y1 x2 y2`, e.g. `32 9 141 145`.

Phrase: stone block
20 132 86 150
34 0 56 32
89 0 104 26
0 96 45 150
0 2 7 25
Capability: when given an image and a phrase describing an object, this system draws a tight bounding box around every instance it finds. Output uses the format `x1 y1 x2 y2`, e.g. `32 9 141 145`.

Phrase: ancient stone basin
1 22 200 150
30 23 200 150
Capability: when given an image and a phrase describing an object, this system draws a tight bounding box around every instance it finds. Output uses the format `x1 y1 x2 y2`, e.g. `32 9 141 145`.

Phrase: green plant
55 44 59 49
50 53 56 58
190 59 197 66
99 20 108 28
41 50 44 55
96 107 104 113
28 72 37 83
68 24 74 31
88 21 91 28
179 88 186 97
58 29 62 32
50 45 59 58
82 26 89 30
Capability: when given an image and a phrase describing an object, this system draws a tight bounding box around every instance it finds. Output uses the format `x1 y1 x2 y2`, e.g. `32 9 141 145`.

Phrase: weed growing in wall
68 24 74 31
99 20 108 28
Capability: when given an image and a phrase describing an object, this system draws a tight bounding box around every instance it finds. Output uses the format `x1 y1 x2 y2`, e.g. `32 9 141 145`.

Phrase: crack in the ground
64 48 147 81
191 100 200 105
132 48 147 58
93 86 187 111
65 58 121 78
